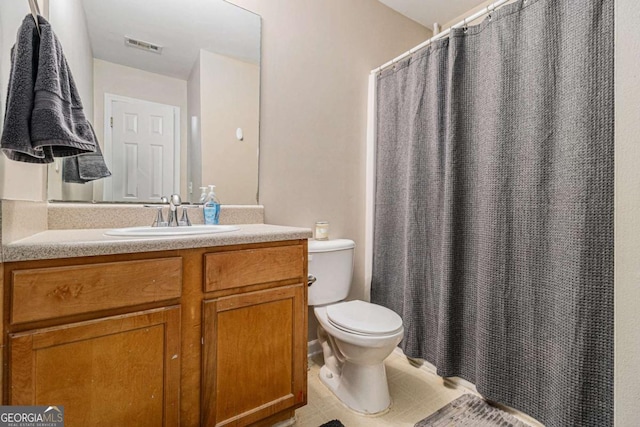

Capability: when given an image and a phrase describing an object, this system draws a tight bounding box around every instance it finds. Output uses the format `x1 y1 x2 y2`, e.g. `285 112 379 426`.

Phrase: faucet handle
179 209 192 226
143 205 167 227
179 205 200 227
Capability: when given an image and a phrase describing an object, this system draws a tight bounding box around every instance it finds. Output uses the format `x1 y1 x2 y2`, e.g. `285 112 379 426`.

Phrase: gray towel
1 15 101 164
1 15 39 161
62 125 111 183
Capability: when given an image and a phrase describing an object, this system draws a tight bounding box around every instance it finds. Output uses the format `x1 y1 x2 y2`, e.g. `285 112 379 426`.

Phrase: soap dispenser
198 186 208 203
203 185 221 225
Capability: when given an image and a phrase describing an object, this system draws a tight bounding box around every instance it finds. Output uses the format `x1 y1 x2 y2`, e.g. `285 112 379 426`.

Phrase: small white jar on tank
315 221 329 240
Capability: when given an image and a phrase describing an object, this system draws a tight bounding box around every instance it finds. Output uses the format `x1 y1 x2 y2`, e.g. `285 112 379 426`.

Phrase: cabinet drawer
204 245 304 292
11 257 182 324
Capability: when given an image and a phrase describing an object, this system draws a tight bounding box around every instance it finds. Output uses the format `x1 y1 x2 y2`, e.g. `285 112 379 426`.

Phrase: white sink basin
105 224 240 237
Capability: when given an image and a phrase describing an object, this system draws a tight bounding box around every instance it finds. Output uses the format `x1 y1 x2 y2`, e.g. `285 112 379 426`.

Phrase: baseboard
391 347 543 427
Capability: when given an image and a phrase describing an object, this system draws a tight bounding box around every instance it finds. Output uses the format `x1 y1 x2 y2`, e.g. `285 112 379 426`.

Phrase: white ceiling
378 0 489 29
81 0 260 80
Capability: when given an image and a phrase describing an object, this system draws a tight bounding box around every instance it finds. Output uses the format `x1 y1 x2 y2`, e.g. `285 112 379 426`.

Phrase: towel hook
27 0 41 36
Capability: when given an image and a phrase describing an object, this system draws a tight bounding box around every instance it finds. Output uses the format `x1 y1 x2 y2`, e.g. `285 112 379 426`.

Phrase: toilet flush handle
307 275 317 287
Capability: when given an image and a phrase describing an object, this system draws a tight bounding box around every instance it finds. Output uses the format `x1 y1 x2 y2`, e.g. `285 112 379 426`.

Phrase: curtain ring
463 17 468 32
488 4 494 20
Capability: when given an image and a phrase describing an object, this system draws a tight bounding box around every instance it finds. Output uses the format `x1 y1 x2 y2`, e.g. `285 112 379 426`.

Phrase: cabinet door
9 306 181 426
202 285 307 427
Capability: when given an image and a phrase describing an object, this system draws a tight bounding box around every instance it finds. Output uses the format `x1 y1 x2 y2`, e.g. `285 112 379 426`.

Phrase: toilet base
319 361 392 415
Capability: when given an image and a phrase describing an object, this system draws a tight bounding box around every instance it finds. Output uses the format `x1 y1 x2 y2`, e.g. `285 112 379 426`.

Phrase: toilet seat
326 300 403 336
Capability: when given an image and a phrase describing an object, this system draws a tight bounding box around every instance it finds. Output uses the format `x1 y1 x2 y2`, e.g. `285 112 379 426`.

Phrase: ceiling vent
124 36 163 54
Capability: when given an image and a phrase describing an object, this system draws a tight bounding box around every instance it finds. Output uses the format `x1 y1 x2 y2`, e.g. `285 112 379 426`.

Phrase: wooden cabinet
9 307 181 426
201 242 308 427
10 257 182 324
4 254 184 426
204 245 304 292
2 239 308 426
202 285 306 426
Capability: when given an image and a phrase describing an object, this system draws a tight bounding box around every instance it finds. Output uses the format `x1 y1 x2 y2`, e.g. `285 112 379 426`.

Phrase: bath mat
319 420 345 427
414 394 529 427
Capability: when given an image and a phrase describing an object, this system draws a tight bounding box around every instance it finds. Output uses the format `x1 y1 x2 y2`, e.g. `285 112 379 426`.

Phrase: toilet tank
307 239 356 306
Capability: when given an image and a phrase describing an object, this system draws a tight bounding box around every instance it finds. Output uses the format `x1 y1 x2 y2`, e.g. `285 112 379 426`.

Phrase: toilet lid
326 300 403 335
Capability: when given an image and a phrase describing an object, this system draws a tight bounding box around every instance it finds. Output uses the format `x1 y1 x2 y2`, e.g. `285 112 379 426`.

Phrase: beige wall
198 50 259 205
229 0 430 338
92 59 188 200
615 0 640 425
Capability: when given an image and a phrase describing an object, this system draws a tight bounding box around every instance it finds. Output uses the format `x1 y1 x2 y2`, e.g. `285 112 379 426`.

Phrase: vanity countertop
3 224 313 262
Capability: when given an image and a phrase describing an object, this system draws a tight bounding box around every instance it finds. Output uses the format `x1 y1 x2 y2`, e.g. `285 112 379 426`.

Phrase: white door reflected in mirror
106 96 180 202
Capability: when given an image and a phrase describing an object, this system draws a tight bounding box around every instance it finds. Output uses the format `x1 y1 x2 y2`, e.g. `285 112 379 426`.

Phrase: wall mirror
44 0 260 204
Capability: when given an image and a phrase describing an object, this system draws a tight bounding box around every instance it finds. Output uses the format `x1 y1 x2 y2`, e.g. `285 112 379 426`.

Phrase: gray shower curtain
371 0 613 426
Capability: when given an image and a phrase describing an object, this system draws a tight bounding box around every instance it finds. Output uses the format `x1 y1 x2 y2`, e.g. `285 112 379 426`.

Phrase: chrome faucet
147 194 193 227
167 194 182 227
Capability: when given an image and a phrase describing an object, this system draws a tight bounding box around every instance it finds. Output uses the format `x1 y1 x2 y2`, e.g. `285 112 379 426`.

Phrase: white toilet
308 239 404 415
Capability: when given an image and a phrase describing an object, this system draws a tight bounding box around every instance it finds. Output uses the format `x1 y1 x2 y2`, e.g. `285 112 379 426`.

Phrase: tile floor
293 350 468 427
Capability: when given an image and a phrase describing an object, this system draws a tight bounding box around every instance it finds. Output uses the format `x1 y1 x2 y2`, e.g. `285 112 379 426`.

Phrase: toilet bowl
308 239 404 415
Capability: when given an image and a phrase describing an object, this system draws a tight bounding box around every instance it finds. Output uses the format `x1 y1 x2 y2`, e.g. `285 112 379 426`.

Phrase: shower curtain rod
371 0 511 74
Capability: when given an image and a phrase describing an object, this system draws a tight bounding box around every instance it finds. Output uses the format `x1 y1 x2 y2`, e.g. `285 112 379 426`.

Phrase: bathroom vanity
1 223 311 426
